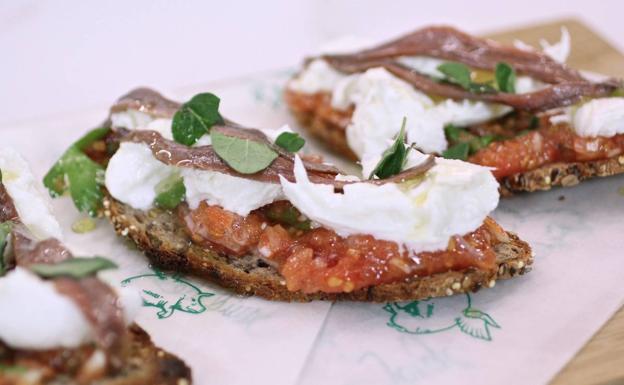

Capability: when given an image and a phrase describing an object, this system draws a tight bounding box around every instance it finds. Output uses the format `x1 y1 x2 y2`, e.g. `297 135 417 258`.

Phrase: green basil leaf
0 221 13 277
495 62 516 93
211 131 278 174
29 256 117 279
369 117 409 179
154 173 186 210
265 205 311 231
275 132 305 153
444 124 464 142
43 128 109 216
442 142 470 160
529 115 540 130
0 364 27 374
74 126 111 150
469 134 496 153
172 93 223 145
437 62 472 89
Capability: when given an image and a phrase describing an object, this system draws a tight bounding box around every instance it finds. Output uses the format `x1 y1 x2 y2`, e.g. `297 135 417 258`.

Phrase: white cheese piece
280 155 499 253
397 56 447 78
105 142 177 210
288 59 348 94
540 27 571 64
572 97 624 137
182 168 284 216
110 111 174 140
0 148 62 240
0 268 139 350
334 68 509 176
514 27 571 64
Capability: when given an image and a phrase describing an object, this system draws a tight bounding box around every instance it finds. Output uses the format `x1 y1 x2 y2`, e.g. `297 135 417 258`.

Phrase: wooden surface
488 20 624 385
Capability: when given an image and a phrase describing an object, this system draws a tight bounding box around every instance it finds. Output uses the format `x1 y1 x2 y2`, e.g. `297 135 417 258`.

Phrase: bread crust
0 324 191 385
283 89 624 195
105 195 533 303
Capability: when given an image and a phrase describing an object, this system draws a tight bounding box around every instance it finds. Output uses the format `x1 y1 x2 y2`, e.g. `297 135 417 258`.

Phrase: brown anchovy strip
0 181 126 361
123 129 434 190
318 26 622 111
324 26 584 83
110 87 181 118
326 59 617 111
0 183 18 223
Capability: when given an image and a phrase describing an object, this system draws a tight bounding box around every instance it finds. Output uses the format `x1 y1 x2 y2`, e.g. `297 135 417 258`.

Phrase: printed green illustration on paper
384 293 500 341
121 269 214 319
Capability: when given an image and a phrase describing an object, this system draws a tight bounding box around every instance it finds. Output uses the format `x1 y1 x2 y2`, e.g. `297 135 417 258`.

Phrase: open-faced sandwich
44 88 532 302
285 26 624 194
0 148 191 385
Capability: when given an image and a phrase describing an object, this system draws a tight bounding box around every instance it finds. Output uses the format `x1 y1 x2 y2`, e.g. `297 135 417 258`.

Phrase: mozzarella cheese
280 155 499 253
105 142 177 210
0 268 139 350
333 67 509 176
0 148 62 240
572 97 624 137
183 167 284 216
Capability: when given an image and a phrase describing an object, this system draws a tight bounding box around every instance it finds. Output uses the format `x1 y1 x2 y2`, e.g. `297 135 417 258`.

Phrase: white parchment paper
2 69 623 385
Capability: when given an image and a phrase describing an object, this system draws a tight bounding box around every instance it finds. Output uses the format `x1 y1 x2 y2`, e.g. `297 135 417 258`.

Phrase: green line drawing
121 269 214 319
384 293 500 341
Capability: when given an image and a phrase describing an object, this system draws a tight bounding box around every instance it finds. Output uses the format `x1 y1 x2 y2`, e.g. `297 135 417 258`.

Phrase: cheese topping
332 67 510 176
572 97 624 137
0 268 139 350
280 154 499 253
105 142 177 211
0 148 62 240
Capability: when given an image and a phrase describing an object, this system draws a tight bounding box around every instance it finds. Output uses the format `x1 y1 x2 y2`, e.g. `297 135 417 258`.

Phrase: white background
1 0 622 126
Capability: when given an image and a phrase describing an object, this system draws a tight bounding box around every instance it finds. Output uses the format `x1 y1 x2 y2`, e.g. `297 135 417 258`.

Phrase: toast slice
0 324 191 385
284 89 624 196
105 194 533 302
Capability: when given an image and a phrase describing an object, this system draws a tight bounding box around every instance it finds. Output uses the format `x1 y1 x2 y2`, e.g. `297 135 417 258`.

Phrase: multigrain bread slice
0 325 191 385
284 90 624 196
105 195 533 303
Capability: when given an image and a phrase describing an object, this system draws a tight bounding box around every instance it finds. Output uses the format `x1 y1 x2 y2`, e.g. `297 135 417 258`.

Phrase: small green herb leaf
29 256 117 279
265 204 311 231
442 142 470 160
529 115 540 130
495 62 516 93
172 93 223 145
469 134 496 153
444 124 463 142
0 364 28 374
43 127 109 216
0 221 13 277
211 131 278 174
154 173 186 210
369 117 410 179
437 62 472 89
275 132 305 153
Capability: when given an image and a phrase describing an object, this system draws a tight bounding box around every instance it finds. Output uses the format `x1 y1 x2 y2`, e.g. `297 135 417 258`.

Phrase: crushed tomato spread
179 201 503 294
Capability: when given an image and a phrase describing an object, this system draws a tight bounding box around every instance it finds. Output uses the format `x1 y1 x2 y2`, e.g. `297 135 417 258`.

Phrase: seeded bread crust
105 195 533 302
283 89 624 195
0 324 191 385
